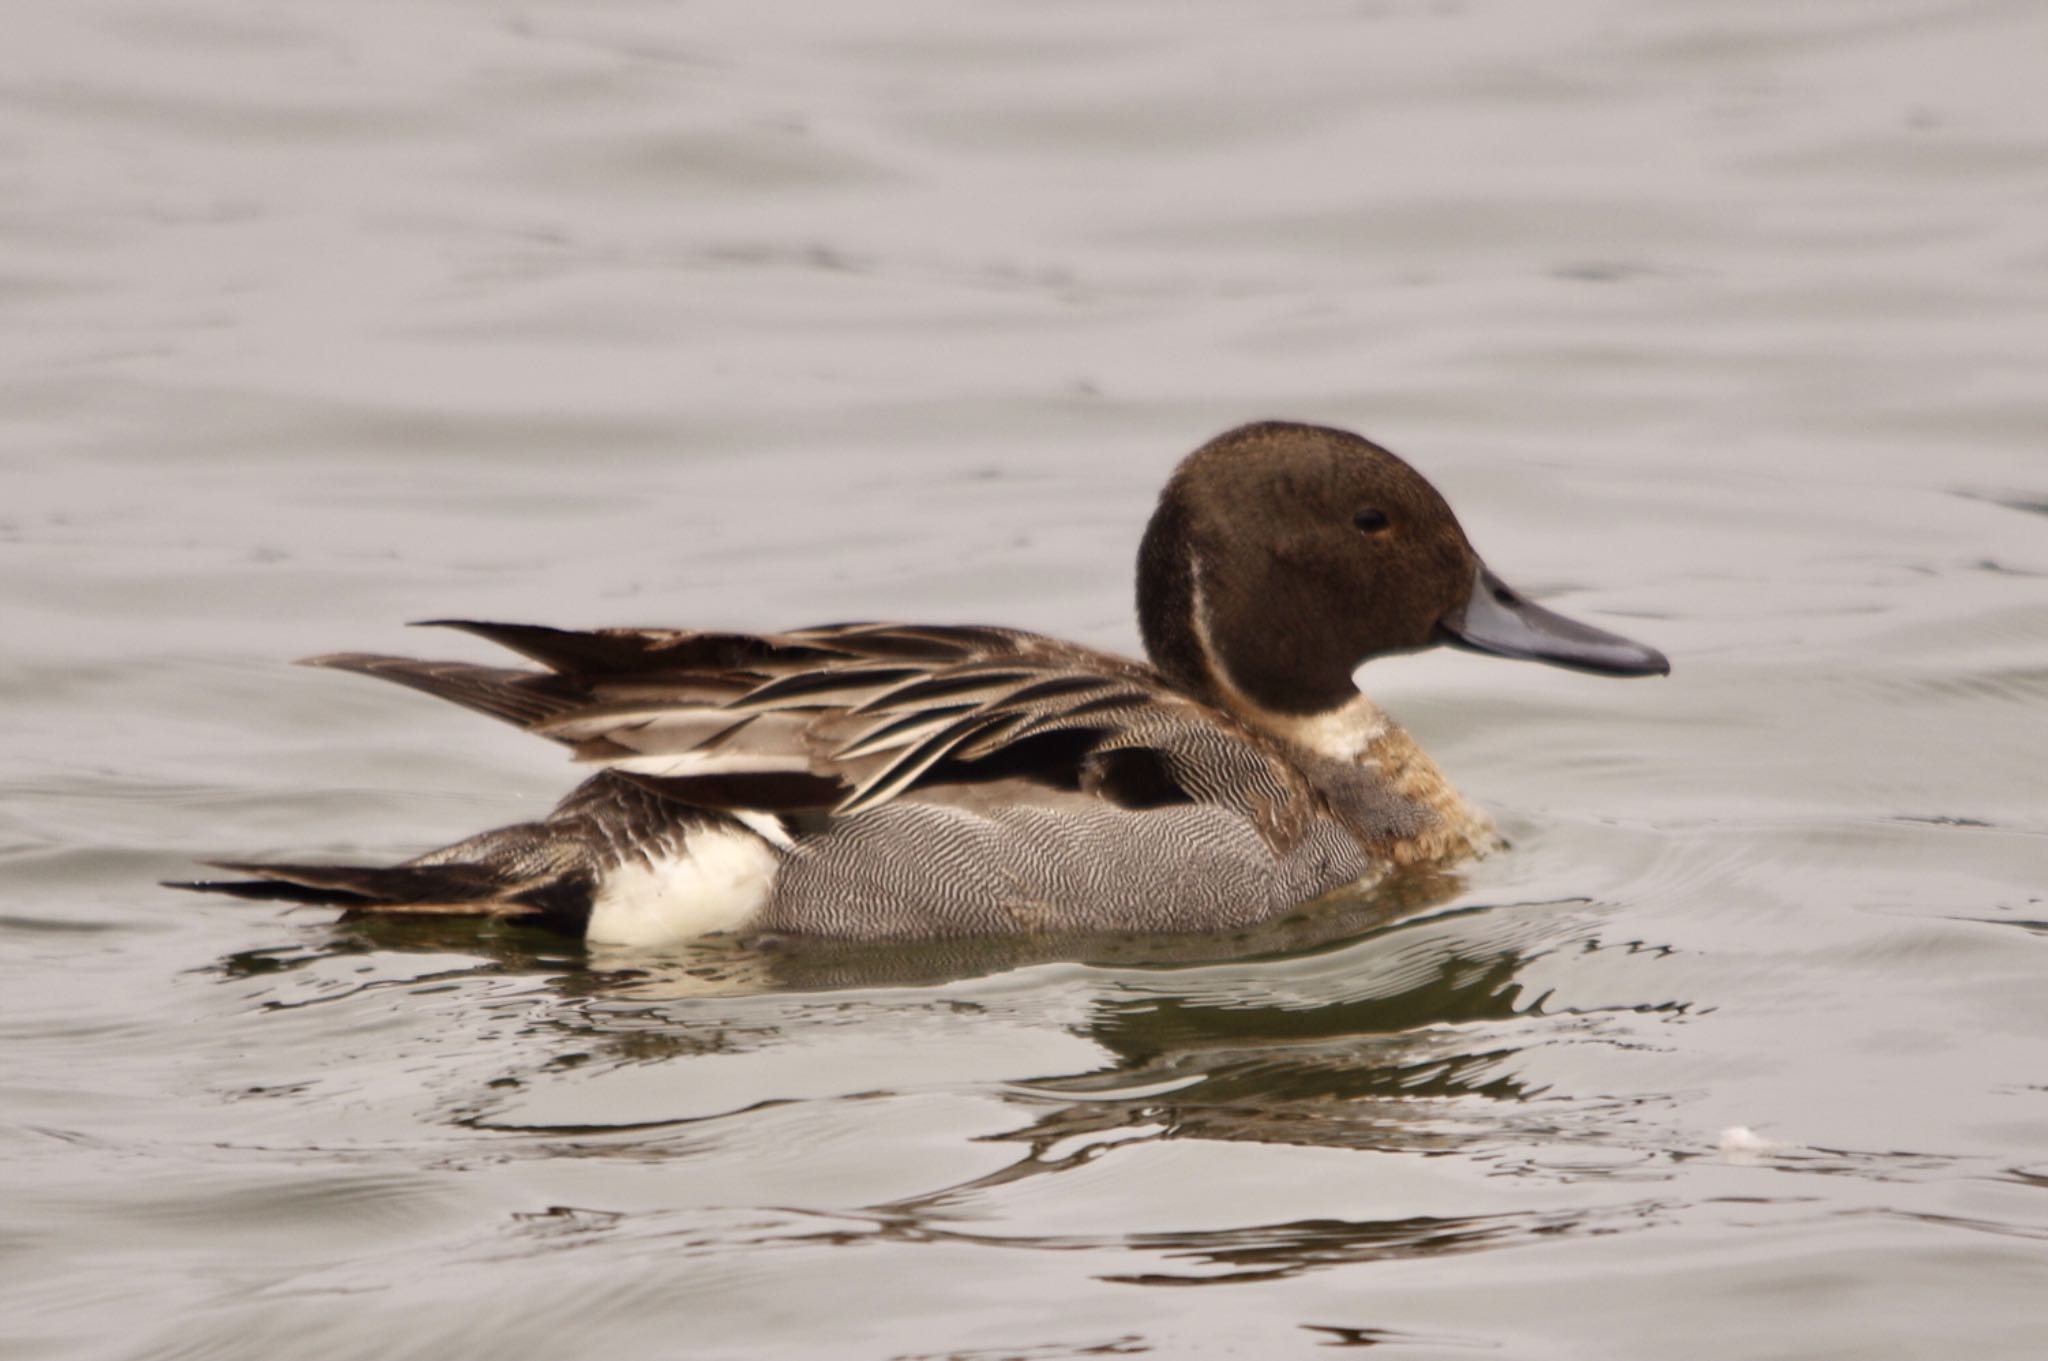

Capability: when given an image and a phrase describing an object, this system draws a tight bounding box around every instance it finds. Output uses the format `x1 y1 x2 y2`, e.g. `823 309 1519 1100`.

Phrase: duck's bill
1440 567 1670 677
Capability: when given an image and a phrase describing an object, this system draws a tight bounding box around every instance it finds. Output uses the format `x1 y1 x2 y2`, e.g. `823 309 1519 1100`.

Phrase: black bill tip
1440 568 1669 678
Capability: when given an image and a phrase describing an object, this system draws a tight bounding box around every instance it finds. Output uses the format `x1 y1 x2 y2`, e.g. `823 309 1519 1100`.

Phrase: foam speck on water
1716 1126 1782 1164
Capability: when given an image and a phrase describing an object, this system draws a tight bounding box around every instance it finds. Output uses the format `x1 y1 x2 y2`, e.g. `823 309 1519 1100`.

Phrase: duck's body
181 423 1665 946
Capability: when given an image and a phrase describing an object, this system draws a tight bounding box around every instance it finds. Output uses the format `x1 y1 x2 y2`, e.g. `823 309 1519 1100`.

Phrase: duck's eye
1352 508 1390 534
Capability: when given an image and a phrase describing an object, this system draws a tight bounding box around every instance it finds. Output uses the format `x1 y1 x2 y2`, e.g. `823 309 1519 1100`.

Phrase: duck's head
1137 421 1668 718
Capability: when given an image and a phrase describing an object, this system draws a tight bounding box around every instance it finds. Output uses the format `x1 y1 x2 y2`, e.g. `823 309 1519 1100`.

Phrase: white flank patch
585 824 781 947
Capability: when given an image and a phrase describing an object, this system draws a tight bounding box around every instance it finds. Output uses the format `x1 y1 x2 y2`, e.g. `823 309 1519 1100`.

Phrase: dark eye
1352 508 1390 534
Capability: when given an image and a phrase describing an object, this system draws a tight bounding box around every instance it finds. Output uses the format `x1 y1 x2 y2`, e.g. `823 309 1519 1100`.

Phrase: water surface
5 2 2048 1358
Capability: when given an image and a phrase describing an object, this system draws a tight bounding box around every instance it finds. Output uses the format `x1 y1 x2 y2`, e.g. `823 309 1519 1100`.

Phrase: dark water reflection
200 878 1693 1288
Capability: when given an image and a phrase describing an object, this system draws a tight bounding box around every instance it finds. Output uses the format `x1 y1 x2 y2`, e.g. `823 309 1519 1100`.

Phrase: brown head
1137 421 1667 717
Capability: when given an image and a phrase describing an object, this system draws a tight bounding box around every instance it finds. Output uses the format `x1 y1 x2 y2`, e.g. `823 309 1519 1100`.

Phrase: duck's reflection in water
214 871 1683 1283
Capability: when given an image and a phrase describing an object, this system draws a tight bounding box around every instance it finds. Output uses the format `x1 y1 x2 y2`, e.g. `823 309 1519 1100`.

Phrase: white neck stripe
1185 547 1386 762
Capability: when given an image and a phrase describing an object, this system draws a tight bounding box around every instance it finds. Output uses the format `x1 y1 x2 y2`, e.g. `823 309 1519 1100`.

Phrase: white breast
585 822 783 947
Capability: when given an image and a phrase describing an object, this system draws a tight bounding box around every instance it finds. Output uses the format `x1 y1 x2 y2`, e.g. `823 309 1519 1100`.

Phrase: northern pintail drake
179 422 1668 946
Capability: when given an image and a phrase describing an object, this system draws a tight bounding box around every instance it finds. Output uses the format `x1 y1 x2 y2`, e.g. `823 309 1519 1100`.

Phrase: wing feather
319 619 1311 833
835 712 1000 816
830 704 981 761
734 665 929 710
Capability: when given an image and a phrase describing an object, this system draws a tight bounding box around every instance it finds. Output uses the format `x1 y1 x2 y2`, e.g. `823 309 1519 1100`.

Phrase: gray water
6 2 2048 1357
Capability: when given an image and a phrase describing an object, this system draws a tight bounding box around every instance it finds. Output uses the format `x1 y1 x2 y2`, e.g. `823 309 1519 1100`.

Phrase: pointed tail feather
165 860 544 919
298 654 587 728
164 876 375 907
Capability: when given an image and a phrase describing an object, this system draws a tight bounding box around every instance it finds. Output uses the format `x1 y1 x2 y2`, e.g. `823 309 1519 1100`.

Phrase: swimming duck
178 421 1667 946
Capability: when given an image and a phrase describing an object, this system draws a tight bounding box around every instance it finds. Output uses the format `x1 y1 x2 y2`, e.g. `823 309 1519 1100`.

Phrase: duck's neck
1137 491 1375 755
1173 599 1496 861
1184 615 1394 767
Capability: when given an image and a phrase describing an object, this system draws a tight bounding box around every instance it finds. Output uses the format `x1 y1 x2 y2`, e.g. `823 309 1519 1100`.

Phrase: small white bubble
1717 1125 1781 1163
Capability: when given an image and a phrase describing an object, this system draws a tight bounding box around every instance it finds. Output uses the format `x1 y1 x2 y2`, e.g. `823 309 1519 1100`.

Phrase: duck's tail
167 859 584 923
168 772 769 940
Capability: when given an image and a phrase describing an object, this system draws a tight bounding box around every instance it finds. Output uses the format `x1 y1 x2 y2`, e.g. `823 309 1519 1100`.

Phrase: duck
176 421 1668 947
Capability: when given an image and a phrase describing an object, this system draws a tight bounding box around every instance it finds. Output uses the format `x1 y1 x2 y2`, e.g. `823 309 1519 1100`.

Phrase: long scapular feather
831 703 981 760
849 668 1039 716
835 713 999 815
735 665 928 710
